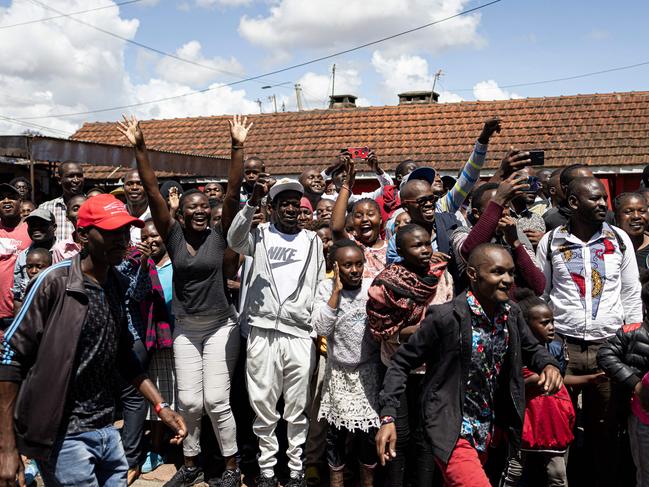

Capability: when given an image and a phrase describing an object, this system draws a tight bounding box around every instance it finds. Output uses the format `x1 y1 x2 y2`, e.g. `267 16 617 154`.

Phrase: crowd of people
0 114 648 487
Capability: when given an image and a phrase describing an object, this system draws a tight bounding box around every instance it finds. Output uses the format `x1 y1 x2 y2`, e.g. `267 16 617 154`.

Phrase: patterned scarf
367 261 446 339
138 257 173 350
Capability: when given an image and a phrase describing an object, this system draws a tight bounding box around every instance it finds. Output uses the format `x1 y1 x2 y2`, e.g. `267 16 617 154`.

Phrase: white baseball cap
269 178 304 200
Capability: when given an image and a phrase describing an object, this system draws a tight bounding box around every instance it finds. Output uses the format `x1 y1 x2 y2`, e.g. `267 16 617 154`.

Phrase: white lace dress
312 278 381 432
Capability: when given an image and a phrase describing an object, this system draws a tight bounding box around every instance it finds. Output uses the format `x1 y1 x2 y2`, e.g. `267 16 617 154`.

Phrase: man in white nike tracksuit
228 178 325 487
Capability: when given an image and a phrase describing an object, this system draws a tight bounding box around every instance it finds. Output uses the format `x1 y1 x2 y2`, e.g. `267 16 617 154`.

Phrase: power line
0 0 144 30
27 0 273 84
17 0 502 120
448 60 649 92
0 114 70 136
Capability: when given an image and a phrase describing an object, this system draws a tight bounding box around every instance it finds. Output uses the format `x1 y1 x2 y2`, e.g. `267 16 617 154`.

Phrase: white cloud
195 0 252 7
472 80 521 101
133 79 259 120
371 51 434 102
155 41 245 87
296 66 363 109
239 0 484 62
438 91 463 103
0 0 259 137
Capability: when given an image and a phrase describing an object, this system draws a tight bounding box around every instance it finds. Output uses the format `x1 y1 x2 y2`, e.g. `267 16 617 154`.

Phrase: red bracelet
154 402 170 416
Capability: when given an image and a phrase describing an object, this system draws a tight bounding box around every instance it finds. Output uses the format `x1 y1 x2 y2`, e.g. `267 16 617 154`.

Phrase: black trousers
384 374 438 487
117 338 149 469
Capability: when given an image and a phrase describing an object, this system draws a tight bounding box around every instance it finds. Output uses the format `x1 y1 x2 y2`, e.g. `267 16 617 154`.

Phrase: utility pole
268 95 277 113
430 69 443 103
294 83 304 111
255 98 263 113
331 64 336 98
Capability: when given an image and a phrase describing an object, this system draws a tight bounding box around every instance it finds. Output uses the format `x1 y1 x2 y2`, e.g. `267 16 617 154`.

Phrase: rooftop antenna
430 69 443 103
255 98 263 113
331 64 336 98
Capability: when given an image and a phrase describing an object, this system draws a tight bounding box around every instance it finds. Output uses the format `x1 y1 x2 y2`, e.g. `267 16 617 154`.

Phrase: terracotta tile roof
71 91 649 176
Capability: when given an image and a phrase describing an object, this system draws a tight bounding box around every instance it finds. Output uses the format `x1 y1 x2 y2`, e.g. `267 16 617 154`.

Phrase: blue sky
0 0 647 135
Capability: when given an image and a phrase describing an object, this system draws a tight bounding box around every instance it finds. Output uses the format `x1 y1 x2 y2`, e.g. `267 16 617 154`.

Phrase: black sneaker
255 474 278 487
285 472 306 487
163 465 205 487
208 468 242 487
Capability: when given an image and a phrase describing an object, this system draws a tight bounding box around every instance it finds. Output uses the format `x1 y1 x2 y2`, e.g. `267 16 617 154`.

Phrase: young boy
376 243 563 486
25 247 52 282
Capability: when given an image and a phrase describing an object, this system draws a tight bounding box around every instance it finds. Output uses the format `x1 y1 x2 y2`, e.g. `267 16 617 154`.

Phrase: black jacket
0 255 144 460
379 293 559 463
597 321 649 390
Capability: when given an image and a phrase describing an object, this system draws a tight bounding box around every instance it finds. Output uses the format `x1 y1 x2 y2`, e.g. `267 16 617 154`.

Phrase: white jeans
629 413 649 487
173 316 240 457
246 327 316 477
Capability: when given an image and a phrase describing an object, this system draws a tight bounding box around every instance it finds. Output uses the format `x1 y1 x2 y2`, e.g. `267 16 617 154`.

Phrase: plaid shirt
39 197 75 242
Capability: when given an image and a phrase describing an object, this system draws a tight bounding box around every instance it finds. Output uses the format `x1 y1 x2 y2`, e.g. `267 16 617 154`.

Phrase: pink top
631 371 649 425
51 239 81 264
0 222 31 318
361 241 387 279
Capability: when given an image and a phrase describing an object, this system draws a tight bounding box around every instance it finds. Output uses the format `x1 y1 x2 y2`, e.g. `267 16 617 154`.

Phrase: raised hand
343 159 356 189
499 149 532 179
366 149 380 173
229 114 253 146
333 263 343 294
116 114 145 149
478 117 502 144
168 186 180 214
249 180 269 207
494 172 529 206
498 215 519 247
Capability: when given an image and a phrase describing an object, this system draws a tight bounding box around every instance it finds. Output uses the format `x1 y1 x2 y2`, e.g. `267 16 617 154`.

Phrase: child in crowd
24 248 52 282
313 239 380 487
19 200 36 221
384 208 411 241
331 160 387 278
598 271 649 487
500 289 575 487
367 223 453 487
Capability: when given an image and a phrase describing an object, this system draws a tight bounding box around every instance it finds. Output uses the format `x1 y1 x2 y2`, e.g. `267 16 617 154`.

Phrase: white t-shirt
266 226 309 303
130 206 151 244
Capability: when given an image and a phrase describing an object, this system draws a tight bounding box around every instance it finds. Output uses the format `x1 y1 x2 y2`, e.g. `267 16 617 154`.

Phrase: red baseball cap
77 194 144 231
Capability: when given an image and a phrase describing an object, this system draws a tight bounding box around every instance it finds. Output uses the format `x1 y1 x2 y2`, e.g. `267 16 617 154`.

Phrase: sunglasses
401 194 437 208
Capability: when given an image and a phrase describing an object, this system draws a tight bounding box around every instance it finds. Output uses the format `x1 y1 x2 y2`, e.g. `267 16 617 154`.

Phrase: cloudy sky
0 0 647 136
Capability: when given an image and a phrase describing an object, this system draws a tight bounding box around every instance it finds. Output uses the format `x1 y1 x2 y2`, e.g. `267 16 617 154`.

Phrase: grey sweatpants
173 316 240 457
246 327 316 478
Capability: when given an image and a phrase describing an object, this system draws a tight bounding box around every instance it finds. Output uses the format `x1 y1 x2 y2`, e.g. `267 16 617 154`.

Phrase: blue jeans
40 426 128 486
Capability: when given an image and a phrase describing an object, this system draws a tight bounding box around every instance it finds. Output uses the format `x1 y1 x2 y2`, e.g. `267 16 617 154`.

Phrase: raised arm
117 115 173 240
330 157 354 241
221 115 253 235
437 118 501 213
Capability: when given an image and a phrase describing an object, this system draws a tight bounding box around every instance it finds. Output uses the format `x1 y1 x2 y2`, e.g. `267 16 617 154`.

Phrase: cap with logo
25 208 55 223
399 167 437 190
77 194 144 230
269 178 304 201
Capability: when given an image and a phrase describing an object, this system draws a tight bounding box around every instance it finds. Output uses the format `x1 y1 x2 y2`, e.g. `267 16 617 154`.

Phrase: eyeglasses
401 194 437 208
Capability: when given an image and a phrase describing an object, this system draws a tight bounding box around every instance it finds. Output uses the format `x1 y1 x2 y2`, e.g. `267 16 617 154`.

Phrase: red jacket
521 368 575 451
376 185 400 223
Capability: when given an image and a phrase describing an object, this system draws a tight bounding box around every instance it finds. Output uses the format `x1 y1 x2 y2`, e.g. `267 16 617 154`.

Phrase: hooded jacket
0 256 144 460
227 203 325 338
379 293 559 463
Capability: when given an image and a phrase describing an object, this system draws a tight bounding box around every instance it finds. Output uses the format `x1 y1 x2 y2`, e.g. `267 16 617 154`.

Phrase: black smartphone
529 150 544 166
